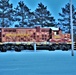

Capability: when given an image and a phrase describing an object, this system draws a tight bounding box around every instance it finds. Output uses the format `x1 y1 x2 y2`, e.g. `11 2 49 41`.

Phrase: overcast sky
10 0 76 22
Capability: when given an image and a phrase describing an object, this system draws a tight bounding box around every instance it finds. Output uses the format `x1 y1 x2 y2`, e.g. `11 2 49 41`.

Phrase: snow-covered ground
0 50 76 75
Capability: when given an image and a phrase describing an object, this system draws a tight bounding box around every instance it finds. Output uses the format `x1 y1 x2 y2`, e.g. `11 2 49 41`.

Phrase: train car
0 26 71 52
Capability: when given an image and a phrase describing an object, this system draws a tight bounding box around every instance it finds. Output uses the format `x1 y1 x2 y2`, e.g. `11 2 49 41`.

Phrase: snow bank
0 50 76 75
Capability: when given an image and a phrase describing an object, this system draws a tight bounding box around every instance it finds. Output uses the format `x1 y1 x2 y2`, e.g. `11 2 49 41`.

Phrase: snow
50 27 59 30
44 27 59 31
0 50 76 75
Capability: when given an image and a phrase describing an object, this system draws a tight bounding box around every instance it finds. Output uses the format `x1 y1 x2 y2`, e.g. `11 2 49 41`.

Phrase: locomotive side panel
2 28 17 42
1 27 71 43
1 27 51 43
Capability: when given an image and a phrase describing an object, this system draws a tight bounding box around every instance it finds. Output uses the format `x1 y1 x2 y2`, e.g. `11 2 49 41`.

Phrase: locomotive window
56 31 59 35
54 31 59 35
54 32 56 35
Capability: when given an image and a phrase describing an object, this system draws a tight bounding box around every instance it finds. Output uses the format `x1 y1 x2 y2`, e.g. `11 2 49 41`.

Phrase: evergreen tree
14 1 34 27
27 12 35 27
34 3 56 27
0 0 14 27
58 3 76 33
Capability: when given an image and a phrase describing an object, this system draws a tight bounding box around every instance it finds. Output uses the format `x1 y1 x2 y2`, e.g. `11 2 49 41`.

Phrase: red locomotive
0 26 71 52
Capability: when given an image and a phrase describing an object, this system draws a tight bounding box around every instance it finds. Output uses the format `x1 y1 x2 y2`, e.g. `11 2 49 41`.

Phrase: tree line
0 0 76 34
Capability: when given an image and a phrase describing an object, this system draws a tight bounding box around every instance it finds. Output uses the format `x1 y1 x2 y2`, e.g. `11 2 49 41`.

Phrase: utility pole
70 0 74 56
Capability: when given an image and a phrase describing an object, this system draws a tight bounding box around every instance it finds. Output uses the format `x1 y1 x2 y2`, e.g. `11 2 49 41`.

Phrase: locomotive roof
50 27 59 30
0 26 59 31
0 27 35 29
43 27 59 31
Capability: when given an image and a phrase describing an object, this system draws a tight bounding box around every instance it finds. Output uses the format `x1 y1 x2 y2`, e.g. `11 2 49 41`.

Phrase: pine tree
0 0 14 27
34 3 56 27
58 3 76 33
27 12 35 27
14 1 34 27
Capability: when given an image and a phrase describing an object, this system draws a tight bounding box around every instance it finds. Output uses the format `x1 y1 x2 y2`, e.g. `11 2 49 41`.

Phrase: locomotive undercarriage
0 42 71 52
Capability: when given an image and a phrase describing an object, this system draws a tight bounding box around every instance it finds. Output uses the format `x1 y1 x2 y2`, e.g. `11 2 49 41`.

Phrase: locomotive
0 26 72 52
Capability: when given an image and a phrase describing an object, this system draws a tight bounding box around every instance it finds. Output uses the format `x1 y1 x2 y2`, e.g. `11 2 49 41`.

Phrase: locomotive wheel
52 47 55 51
56 46 60 50
62 45 69 51
1 46 7 52
29 45 34 50
1 49 7 52
15 48 21 52
62 47 68 51
15 46 21 52
24 45 27 50
48 46 54 51
49 46 55 51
